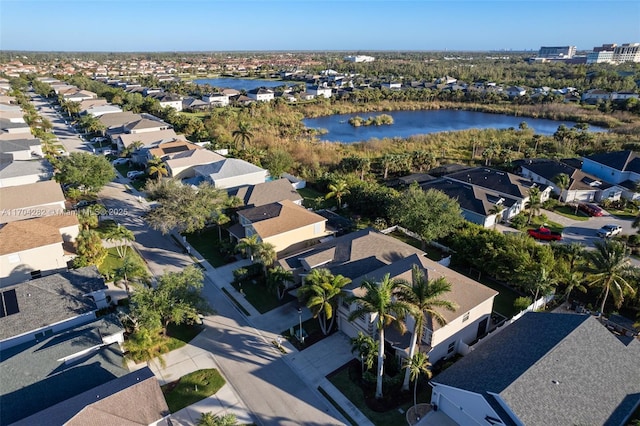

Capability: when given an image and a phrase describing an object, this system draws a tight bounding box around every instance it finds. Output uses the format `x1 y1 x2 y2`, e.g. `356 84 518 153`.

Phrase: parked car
90 137 106 143
127 170 145 179
527 226 562 241
112 158 130 165
597 224 622 238
73 199 98 209
102 149 113 156
578 203 604 217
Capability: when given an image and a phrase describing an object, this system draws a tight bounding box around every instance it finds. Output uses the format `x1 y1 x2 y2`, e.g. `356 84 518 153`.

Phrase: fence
379 224 453 253
282 173 306 189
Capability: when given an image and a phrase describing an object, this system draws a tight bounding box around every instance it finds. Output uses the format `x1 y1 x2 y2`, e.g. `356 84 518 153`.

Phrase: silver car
597 224 622 238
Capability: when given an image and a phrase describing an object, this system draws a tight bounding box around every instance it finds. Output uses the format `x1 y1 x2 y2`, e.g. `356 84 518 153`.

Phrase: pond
194 77 290 91
303 109 606 143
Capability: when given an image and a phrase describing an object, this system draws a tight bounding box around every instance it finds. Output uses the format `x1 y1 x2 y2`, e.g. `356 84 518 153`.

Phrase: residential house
0 158 53 188
0 104 25 123
229 200 329 255
298 92 316 101
581 150 640 200
247 88 275 102
279 229 497 363
98 111 140 133
193 157 268 189
516 158 622 202
0 180 66 223
505 86 526 97
12 366 169 426
611 91 639 101
77 98 109 111
0 266 109 348
152 92 183 111
165 148 225 179
82 104 123 117
307 85 332 98
444 167 550 216
381 82 402 90
0 118 32 140
61 89 97 102
183 97 211 110
122 117 171 135
0 138 43 160
0 315 127 425
202 93 230 107
229 178 304 208
421 178 519 228
221 88 241 97
429 312 640 426
0 215 79 286
147 139 203 162
581 89 611 103
116 128 180 153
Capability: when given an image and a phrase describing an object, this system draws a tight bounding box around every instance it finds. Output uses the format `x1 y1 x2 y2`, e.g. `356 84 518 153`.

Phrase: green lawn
552 205 590 221
95 219 118 238
298 187 330 209
528 215 564 233
162 369 226 413
281 316 336 351
450 265 521 318
98 247 147 278
184 227 230 267
166 323 204 352
609 209 639 220
328 362 431 426
231 278 295 314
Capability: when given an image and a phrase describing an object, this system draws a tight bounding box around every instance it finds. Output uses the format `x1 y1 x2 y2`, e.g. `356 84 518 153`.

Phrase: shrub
510 213 528 230
514 296 532 312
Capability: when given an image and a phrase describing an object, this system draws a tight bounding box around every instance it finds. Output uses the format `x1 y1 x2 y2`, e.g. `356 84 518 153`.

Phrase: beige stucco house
165 148 225 179
0 180 66 223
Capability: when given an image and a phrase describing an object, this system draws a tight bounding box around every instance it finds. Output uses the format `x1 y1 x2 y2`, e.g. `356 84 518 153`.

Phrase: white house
247 88 274 102
381 82 402 90
307 85 332 98
582 150 640 200
203 93 230 106
506 86 526 97
0 158 53 188
0 138 43 160
581 89 611 103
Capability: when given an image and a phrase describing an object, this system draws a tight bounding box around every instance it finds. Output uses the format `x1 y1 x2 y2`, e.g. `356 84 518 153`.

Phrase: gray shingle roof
446 167 535 199
0 139 41 154
432 312 640 426
0 266 106 341
585 150 640 174
0 159 53 180
1 316 127 425
195 157 265 181
11 366 168 426
230 178 302 207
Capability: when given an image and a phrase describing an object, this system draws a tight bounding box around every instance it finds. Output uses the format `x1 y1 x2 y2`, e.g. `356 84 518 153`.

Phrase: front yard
231 276 295 314
162 369 226 413
184 227 233 267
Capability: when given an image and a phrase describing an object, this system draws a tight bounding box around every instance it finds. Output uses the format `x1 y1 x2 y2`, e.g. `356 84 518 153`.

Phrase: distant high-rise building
587 44 616 64
538 46 576 59
613 43 640 63
344 55 375 63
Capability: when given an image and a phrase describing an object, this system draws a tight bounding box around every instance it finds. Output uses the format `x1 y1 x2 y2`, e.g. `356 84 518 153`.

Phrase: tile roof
585 150 640 173
195 157 266 181
0 316 127 425
0 214 78 255
148 140 202 158
97 111 139 128
124 118 169 132
230 178 302 207
240 200 325 239
0 266 106 341
12 366 169 426
118 128 179 148
0 180 64 217
432 312 640 426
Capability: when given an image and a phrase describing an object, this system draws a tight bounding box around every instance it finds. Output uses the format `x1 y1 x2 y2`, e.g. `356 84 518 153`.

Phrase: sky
1 0 639 52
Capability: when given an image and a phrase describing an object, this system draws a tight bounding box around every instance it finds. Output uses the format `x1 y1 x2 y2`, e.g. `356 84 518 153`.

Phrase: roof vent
551 380 560 385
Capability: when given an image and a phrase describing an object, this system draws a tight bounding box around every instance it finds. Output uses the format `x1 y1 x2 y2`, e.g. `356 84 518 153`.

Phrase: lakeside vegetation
348 114 394 127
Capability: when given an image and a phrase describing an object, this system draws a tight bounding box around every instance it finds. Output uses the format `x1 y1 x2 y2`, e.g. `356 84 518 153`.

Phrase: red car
527 227 562 241
578 203 604 217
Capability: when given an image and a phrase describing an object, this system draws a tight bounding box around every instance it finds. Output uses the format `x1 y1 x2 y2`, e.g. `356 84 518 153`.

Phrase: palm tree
267 266 294 300
298 268 352 335
123 327 168 367
236 234 260 261
553 173 571 202
582 240 638 314
350 331 379 374
254 241 276 274
325 180 350 211
146 156 168 182
347 274 410 399
396 266 456 391
211 210 230 241
403 352 432 415
198 413 238 426
488 203 505 230
114 254 148 299
526 186 542 224
557 263 587 303
106 224 135 259
232 121 254 151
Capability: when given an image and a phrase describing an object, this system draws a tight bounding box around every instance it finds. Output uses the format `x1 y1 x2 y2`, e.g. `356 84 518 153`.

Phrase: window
462 312 470 322
447 341 456 354
341 299 350 310
30 270 42 279
0 289 20 318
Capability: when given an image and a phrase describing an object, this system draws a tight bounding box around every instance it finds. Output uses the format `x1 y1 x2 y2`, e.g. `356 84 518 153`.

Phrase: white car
597 224 622 238
127 170 145 179
112 158 129 165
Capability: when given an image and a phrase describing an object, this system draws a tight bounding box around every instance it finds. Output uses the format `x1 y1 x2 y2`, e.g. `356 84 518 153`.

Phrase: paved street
29 93 90 154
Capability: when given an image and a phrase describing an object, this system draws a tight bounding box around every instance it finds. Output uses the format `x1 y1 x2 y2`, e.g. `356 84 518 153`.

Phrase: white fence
282 172 306 189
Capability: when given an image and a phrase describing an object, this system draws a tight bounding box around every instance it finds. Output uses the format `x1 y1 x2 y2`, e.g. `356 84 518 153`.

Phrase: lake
303 110 606 143
194 77 289 91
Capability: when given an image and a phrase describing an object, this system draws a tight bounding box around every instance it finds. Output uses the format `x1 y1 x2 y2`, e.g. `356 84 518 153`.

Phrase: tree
77 204 106 230
198 413 238 426
526 186 542 224
131 265 212 336
54 152 116 194
396 265 456 391
325 180 350 211
114 253 148 299
123 327 169 367
232 121 253 150
350 331 379 373
78 114 106 134
391 184 463 247
254 241 276 274
236 234 260 261
146 156 168 182
263 149 294 178
267 266 294 300
106 224 135 259
74 229 107 267
403 351 431 414
347 274 410 399
144 180 229 234
298 268 351 335
582 240 638 314
557 262 587 303
553 173 570 202
211 209 230 241
488 203 505 230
